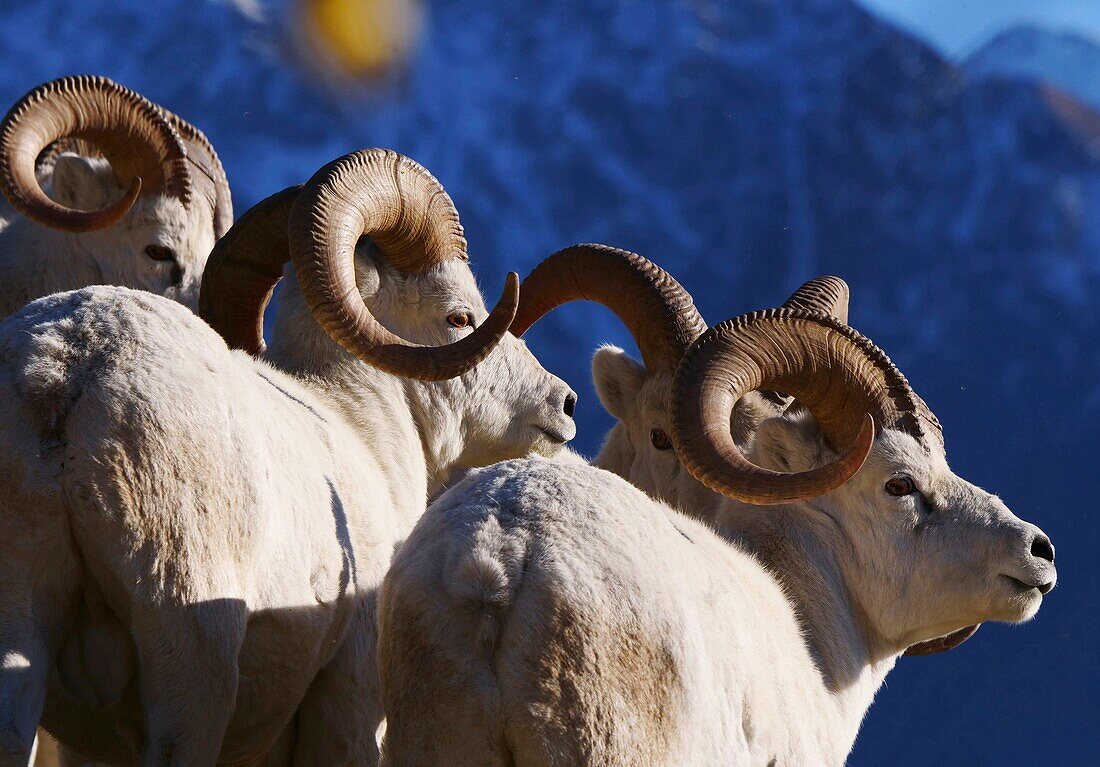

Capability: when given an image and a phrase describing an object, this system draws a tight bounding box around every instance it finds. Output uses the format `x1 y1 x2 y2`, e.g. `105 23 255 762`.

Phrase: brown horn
0 76 191 232
288 148 518 381
200 186 301 356
903 624 980 657
782 275 849 325
671 308 913 504
511 244 708 374
160 110 233 238
759 275 853 411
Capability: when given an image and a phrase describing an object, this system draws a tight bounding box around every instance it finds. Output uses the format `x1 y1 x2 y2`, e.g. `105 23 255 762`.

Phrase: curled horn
670 309 905 505
160 111 233 238
511 243 708 373
200 186 301 356
287 148 518 381
0 75 191 231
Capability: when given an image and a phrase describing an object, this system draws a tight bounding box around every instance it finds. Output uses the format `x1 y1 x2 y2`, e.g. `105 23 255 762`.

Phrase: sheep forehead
404 259 488 315
384 258 549 379
636 370 675 424
58 155 213 242
867 427 949 479
132 194 212 239
134 193 187 224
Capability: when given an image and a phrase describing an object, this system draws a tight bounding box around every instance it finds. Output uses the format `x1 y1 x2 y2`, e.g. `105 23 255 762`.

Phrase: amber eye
447 312 472 329
650 428 672 451
145 244 176 262
885 476 916 496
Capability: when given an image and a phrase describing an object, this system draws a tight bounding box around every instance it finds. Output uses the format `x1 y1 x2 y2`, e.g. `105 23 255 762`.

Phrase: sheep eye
447 312 473 329
650 428 672 451
145 244 176 262
885 476 916 496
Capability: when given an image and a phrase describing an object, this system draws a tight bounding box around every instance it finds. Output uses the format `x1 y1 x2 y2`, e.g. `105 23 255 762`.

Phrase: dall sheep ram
0 75 232 316
0 148 576 766
378 249 1056 765
0 74 232 767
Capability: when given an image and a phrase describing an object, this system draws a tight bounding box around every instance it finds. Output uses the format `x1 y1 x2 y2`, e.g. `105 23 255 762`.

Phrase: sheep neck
719 504 898 754
298 357 458 503
0 224 104 316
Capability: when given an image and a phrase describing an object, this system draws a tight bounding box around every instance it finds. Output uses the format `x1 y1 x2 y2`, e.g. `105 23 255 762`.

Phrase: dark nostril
563 393 577 418
1030 533 1055 564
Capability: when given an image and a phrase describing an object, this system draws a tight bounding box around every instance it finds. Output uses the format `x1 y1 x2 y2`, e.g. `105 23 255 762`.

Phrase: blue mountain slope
0 0 1096 763
968 26 1100 112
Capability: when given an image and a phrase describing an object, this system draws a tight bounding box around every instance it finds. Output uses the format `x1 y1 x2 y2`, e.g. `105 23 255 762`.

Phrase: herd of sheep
0 76 1056 767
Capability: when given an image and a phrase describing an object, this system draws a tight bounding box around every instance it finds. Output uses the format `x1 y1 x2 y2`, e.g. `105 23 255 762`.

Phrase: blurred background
2 0 1096 762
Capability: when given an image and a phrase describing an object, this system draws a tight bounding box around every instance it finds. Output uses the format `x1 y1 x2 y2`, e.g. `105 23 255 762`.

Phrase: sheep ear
751 414 828 473
49 154 116 210
593 345 647 420
352 238 384 300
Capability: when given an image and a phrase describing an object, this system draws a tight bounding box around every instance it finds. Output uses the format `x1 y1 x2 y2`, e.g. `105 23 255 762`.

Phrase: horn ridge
0 75 191 232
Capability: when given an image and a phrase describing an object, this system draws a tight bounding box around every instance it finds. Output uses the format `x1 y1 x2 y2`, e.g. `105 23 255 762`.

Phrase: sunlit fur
376 345 1054 766
0 241 575 766
0 154 215 317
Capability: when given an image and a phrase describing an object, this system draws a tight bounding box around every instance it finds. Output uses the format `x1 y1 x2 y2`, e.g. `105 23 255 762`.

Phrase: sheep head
0 76 232 309
595 280 1055 657
200 148 578 467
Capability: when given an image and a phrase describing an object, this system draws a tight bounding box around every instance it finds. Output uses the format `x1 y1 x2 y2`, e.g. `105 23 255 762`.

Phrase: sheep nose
563 391 577 418
1029 532 1055 564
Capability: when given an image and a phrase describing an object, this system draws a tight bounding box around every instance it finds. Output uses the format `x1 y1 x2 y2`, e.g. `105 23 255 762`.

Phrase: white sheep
0 75 232 767
377 253 1056 766
0 148 577 766
0 75 232 317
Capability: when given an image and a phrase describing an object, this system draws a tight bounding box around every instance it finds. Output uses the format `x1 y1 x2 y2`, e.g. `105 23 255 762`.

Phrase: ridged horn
759 275 853 411
0 75 191 232
782 275 849 324
160 111 233 238
671 308 928 504
288 148 517 381
511 243 708 373
200 186 301 356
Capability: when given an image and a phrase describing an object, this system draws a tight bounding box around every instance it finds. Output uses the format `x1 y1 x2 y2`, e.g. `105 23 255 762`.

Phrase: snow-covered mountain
0 0 1095 763
968 26 1100 112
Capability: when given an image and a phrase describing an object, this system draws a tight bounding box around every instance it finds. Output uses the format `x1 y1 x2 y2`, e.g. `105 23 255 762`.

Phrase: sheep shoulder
381 459 825 765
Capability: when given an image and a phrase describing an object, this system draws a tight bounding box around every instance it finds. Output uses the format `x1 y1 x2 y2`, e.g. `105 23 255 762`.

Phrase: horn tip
497 272 520 316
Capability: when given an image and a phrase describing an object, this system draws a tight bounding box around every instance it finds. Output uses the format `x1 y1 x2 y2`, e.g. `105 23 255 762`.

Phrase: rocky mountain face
1 0 1096 763
968 25 1100 111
